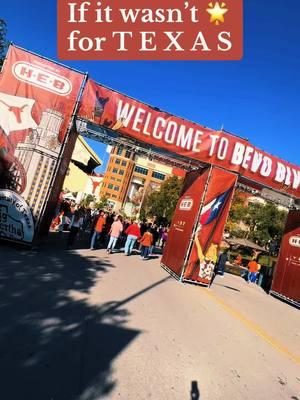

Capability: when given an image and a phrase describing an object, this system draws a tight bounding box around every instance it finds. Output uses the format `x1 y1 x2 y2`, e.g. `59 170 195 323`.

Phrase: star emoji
207 2 228 25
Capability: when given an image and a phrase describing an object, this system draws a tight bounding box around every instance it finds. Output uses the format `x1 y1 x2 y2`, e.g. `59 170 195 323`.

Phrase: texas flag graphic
200 188 233 225
0 92 38 135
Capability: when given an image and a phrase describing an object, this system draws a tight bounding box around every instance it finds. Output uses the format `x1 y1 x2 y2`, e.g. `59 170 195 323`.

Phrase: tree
94 194 109 210
0 19 8 69
226 192 288 246
143 176 183 223
81 194 96 208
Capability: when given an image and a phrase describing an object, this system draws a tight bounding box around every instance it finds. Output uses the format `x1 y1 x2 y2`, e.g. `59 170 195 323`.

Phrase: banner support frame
180 167 238 285
178 166 213 282
32 71 89 243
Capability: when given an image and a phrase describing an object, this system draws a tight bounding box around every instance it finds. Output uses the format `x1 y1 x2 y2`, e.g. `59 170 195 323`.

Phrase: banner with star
183 167 237 285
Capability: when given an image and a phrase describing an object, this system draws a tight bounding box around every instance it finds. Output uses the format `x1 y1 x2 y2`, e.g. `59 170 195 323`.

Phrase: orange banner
184 167 237 284
78 80 300 199
0 45 85 242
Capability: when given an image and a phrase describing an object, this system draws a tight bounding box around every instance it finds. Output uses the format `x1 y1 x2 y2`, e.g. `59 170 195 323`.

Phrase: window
117 179 122 182
152 171 165 180
115 159 121 165
108 184 113 189
135 166 148 175
125 150 131 159
112 168 118 173
119 170 124 175
117 148 123 156
114 186 120 191
121 160 127 166
111 177 116 181
112 194 117 198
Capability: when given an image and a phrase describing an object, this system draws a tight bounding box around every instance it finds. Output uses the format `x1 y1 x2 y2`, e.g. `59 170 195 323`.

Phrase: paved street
1 238 300 400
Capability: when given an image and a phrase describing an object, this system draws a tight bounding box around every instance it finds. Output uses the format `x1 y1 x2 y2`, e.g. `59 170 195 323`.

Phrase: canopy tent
62 193 76 201
225 238 266 252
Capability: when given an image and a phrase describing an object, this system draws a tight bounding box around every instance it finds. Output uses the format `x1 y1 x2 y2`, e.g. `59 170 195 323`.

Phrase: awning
226 238 266 252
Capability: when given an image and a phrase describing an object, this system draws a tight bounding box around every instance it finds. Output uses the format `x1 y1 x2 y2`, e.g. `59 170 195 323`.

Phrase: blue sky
1 0 300 172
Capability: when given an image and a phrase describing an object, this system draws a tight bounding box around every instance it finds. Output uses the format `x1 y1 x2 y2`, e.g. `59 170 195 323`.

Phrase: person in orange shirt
139 228 153 260
235 254 242 266
90 211 106 250
248 259 259 283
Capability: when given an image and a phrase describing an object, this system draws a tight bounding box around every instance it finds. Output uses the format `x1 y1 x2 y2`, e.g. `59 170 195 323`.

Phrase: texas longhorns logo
0 100 28 124
0 92 37 135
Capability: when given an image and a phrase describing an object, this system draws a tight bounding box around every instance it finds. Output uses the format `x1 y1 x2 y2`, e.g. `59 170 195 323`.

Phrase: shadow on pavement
213 283 241 292
0 236 142 400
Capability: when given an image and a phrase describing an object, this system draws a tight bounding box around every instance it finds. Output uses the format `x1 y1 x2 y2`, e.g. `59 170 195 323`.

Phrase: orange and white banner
78 80 300 199
0 45 85 243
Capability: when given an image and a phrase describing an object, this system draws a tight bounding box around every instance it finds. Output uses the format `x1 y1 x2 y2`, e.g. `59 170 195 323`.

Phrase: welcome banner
78 80 300 199
0 45 85 243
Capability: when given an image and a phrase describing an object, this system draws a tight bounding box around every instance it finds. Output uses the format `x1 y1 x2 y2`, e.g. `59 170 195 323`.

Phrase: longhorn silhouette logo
0 100 28 124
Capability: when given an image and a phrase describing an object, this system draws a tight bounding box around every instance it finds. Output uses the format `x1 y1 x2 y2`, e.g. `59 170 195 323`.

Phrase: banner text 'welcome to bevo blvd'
78 80 300 199
58 0 243 60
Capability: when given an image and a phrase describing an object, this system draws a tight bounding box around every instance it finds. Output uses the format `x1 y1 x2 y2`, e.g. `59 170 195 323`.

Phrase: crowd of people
50 200 169 259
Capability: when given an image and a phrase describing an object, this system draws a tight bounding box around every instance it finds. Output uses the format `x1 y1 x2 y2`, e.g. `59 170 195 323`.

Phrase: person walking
107 216 123 254
161 227 168 250
216 250 229 277
67 209 83 248
140 228 153 260
90 211 106 250
124 220 141 256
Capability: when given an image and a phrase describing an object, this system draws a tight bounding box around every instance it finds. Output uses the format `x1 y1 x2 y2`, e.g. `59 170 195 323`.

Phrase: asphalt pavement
0 239 299 400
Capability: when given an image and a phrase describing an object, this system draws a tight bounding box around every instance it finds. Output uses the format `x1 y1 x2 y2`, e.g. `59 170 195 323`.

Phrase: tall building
14 108 63 218
100 147 136 210
100 147 185 213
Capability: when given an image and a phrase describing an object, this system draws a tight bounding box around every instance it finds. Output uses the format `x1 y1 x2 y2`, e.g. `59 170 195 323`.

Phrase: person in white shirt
67 209 83 248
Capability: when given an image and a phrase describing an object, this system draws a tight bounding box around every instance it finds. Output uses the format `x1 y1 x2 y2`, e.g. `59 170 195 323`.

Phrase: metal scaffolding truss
76 118 203 171
75 118 297 210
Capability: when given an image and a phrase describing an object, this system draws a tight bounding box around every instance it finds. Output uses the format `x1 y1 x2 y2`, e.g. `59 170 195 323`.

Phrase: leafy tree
94 194 109 210
225 191 246 232
81 194 95 208
143 175 183 223
226 192 288 246
0 19 8 69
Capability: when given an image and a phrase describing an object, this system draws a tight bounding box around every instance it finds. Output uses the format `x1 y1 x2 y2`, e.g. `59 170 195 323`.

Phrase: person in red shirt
124 220 141 256
139 228 153 260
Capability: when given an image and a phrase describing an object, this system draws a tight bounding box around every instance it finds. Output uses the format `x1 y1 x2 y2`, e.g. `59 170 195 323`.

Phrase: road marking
202 289 300 366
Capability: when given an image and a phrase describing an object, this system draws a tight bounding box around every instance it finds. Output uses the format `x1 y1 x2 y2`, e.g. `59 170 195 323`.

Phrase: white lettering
140 32 157 51
218 32 232 51
132 108 146 132
116 101 136 127
231 142 245 165
192 130 203 153
191 32 211 52
242 146 254 169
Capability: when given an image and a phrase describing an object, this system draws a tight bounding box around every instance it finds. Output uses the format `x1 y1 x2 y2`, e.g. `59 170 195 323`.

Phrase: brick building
100 147 185 213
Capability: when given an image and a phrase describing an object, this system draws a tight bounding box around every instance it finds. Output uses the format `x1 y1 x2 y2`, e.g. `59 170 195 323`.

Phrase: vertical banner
0 45 85 244
183 167 237 285
161 168 210 277
271 210 300 306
